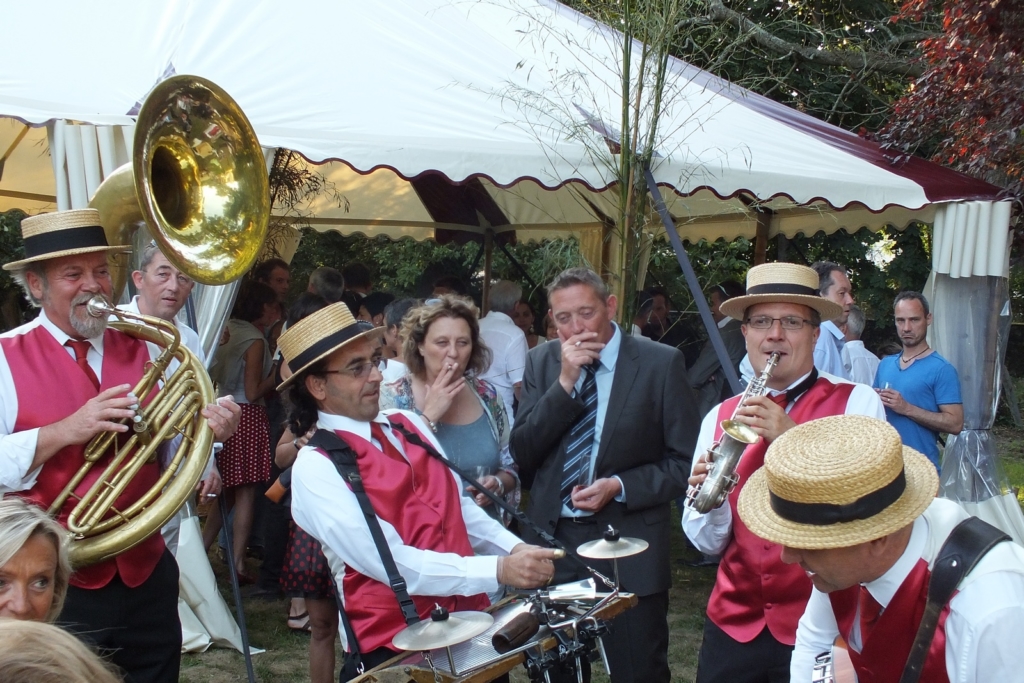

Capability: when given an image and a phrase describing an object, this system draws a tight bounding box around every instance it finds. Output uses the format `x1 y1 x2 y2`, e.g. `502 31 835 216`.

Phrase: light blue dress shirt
561 323 626 517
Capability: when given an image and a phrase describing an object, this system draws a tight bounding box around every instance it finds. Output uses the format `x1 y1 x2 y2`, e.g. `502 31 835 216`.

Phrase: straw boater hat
3 209 130 271
719 262 842 323
737 415 938 550
276 302 384 390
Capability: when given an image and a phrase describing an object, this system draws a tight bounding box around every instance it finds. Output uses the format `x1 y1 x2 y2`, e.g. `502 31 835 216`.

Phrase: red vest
320 412 489 653
707 377 856 644
829 560 951 683
1 324 165 589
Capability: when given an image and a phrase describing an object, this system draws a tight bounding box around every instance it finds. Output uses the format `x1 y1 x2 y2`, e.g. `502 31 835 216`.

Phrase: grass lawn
180 425 1024 683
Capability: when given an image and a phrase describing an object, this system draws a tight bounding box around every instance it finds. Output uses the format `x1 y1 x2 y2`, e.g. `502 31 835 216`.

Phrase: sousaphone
49 75 270 567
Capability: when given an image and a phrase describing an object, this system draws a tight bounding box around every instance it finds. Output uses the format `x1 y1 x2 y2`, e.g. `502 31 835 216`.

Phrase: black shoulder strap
899 516 1010 683
307 429 421 628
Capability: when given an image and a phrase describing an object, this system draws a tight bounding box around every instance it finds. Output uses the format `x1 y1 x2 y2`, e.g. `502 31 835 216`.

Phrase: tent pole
643 165 742 395
496 241 541 295
753 212 770 265
482 229 494 314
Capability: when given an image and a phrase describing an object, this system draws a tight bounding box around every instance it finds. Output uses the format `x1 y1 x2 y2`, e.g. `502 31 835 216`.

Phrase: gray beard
69 293 109 339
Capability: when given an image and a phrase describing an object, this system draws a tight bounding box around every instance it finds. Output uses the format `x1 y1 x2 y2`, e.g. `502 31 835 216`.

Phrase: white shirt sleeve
945 569 1024 683
790 587 839 683
681 408 734 555
507 329 528 386
291 442 518 598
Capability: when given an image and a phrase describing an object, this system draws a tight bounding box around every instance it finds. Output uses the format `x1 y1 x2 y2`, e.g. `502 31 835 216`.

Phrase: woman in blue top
378 295 519 522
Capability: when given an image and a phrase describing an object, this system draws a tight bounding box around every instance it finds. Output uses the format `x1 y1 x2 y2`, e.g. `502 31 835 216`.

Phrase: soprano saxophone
685 351 781 513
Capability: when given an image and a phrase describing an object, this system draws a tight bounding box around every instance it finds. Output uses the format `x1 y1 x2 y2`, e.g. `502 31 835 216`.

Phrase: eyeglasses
323 356 384 380
745 315 816 330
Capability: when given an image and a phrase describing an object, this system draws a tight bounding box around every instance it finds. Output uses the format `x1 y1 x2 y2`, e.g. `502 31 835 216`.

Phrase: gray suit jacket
688 318 746 418
510 331 701 595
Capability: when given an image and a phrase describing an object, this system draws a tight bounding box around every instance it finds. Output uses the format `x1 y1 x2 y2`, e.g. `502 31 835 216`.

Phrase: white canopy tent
0 0 1018 539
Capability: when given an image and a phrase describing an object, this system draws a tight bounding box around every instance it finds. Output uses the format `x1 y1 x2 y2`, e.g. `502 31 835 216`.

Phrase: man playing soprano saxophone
682 263 884 683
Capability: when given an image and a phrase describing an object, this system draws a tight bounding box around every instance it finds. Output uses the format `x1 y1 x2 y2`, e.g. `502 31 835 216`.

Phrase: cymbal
577 535 649 560
392 609 494 651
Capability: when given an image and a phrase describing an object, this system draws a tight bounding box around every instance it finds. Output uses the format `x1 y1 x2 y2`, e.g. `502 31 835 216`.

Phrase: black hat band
22 225 110 259
769 468 906 526
746 282 819 297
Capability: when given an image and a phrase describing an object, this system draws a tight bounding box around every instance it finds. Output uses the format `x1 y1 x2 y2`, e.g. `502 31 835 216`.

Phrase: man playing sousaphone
682 262 884 683
277 302 559 680
0 209 239 683
738 415 1024 683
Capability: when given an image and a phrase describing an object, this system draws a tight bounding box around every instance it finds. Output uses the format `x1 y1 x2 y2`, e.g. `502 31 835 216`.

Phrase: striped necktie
560 364 599 509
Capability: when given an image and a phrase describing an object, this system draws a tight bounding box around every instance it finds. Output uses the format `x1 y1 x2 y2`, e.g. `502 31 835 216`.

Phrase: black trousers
553 518 670 683
694 618 792 683
59 549 182 683
256 493 292 593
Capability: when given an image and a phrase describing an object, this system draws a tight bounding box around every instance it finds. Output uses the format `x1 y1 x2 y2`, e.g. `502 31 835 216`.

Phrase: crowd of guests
1 206 1017 683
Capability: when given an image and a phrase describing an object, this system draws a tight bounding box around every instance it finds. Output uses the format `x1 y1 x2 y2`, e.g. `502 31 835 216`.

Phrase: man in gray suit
688 280 747 418
511 267 701 683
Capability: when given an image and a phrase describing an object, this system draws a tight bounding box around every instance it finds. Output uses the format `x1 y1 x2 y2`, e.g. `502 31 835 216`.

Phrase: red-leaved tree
880 0 1024 252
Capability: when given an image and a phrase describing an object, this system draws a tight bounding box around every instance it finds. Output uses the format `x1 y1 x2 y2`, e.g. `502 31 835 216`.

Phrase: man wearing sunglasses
682 263 884 683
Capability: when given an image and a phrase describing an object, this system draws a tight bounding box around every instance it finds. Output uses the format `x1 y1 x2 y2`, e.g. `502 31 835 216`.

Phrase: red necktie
858 585 883 646
66 339 100 391
369 422 404 462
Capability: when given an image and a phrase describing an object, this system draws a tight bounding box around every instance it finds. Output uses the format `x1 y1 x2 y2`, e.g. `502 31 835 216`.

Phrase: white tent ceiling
0 0 1008 275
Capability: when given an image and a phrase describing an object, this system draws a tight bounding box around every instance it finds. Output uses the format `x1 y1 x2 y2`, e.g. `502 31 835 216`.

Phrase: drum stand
521 590 616 683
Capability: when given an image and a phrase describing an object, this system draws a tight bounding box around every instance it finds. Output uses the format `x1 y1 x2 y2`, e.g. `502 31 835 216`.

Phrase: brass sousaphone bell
49 76 270 567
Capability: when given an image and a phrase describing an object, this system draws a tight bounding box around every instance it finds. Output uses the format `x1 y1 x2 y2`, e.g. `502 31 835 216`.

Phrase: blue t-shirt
873 352 962 468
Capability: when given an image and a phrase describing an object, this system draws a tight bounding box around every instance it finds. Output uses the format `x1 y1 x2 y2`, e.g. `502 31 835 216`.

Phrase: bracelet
292 438 301 450
421 415 439 433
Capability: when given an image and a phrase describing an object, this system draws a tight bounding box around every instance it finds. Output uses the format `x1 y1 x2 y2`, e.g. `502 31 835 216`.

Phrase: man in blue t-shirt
873 291 963 468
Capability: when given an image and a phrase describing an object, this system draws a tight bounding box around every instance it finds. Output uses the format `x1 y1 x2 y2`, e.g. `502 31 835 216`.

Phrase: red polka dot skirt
281 521 335 599
216 403 271 488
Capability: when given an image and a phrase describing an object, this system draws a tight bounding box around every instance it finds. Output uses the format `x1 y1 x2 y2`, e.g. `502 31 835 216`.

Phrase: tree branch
696 0 924 78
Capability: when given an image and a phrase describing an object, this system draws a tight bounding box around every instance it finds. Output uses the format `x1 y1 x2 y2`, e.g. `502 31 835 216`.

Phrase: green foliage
285 230 582 308
0 209 31 331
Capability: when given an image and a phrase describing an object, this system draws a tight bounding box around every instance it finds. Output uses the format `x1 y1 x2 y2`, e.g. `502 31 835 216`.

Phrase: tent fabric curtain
927 202 1023 543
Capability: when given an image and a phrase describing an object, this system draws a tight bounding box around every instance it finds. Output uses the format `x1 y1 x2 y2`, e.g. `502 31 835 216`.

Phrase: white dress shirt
478 311 528 422
119 296 205 370
0 311 99 491
380 358 408 384
681 371 885 554
843 339 880 386
790 498 1024 683
290 409 522 601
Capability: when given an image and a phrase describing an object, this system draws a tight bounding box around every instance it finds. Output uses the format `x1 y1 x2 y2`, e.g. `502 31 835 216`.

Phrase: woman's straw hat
3 209 130 271
737 415 937 550
276 302 384 390
719 263 842 322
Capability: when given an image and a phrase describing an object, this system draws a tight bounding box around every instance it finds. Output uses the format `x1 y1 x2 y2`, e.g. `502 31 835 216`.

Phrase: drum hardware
356 587 636 683
392 605 494 677
576 526 649 589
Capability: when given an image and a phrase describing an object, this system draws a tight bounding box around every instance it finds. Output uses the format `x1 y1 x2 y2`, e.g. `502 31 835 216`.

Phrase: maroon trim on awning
700 77 1002 203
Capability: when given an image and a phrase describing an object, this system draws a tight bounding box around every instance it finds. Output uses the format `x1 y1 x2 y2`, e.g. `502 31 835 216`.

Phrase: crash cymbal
577 526 649 559
392 606 494 651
